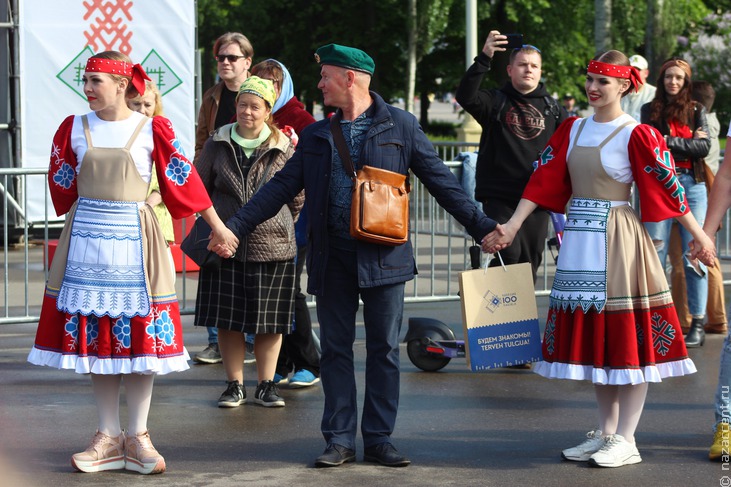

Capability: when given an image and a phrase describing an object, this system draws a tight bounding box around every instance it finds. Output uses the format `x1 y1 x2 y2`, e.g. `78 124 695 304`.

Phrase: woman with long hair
484 50 715 468
641 58 711 348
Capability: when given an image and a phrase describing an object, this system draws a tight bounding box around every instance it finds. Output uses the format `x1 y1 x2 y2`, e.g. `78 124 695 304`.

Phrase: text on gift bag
459 262 542 370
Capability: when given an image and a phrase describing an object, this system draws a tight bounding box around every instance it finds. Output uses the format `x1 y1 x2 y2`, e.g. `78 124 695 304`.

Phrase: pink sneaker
71 431 126 473
124 431 166 474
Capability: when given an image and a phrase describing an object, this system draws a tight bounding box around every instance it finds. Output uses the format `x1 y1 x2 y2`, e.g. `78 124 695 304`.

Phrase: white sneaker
588 434 642 467
561 430 605 461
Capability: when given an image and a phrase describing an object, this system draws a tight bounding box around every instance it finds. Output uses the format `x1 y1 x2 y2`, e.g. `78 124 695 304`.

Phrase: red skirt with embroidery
28 289 189 375
533 206 695 384
534 304 695 384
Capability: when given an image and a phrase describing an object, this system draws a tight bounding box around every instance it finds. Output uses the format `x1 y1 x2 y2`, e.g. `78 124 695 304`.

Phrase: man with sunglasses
194 32 254 161
456 30 567 287
192 32 253 365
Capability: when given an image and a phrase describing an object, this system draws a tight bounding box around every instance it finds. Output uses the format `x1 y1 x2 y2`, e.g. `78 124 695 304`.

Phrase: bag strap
330 112 357 182
330 110 411 192
543 95 561 122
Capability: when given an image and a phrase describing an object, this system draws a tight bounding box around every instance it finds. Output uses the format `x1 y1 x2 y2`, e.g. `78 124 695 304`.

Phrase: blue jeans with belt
643 171 708 317
316 242 405 450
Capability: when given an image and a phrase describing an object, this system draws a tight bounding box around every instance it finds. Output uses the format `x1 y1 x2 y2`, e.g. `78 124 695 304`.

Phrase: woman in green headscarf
194 76 304 409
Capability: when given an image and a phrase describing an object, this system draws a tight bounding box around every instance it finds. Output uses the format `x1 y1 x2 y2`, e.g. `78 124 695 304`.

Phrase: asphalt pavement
1 100 727 486
0 296 727 487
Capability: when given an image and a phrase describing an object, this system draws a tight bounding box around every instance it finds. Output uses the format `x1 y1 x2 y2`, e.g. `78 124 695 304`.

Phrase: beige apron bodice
48 115 175 304
567 118 633 201
77 115 150 201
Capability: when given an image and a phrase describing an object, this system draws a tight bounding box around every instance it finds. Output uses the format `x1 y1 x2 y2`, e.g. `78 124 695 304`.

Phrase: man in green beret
211 43 500 468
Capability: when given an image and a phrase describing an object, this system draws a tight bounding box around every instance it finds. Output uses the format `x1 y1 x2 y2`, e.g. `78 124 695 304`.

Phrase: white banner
19 0 196 222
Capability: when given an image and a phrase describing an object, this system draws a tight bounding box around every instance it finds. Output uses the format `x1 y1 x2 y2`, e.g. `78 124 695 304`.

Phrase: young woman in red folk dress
27 51 237 475
483 49 716 468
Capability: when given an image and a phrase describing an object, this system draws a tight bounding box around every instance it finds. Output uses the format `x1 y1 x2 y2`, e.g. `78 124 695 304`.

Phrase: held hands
481 223 516 254
482 30 508 59
207 225 239 259
688 232 716 268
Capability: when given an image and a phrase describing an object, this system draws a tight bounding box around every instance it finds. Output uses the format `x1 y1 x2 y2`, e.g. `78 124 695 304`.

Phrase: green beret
237 76 277 108
314 43 375 75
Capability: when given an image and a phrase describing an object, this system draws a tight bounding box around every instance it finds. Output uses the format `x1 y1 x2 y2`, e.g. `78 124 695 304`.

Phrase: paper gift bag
459 262 542 371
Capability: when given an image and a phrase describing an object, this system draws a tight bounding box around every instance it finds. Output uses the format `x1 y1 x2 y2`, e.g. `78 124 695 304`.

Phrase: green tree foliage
684 12 731 126
197 0 408 116
420 0 596 109
196 0 723 124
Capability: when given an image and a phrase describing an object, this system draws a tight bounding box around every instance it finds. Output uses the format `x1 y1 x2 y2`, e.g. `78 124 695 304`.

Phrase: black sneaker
218 380 246 408
253 380 285 407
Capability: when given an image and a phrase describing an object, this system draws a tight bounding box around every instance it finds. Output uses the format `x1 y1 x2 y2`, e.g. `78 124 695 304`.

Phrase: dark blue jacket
226 92 497 296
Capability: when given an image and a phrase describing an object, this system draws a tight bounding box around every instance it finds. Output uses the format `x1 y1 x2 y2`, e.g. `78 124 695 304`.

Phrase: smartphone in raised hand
504 33 524 49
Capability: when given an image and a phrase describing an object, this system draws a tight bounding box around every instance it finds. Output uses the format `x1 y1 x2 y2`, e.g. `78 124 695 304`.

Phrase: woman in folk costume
27 51 238 475
483 50 716 468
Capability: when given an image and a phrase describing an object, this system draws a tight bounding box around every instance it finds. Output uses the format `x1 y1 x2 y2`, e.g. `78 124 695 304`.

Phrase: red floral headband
587 60 643 92
85 57 151 95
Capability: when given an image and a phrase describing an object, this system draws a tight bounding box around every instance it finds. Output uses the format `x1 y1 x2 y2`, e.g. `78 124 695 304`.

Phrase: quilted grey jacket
195 123 303 262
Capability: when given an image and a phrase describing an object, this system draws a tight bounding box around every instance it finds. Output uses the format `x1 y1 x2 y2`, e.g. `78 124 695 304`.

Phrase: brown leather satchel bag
330 114 410 246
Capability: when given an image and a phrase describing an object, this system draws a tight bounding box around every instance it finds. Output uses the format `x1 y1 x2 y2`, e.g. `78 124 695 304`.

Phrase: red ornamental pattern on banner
83 0 134 54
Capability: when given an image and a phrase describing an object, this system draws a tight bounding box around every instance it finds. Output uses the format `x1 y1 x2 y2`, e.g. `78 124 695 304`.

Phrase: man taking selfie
456 30 567 283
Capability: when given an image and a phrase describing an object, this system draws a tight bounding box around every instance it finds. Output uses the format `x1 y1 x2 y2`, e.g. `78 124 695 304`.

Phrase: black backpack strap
544 95 561 122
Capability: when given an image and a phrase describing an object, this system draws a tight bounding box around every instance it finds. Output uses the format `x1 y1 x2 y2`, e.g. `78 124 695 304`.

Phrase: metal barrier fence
2 143 730 325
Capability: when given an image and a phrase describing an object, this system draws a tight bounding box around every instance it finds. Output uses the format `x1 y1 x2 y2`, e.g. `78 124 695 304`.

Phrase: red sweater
273 96 316 136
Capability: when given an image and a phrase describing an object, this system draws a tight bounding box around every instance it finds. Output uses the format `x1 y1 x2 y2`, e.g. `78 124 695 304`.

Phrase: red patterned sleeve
628 124 690 222
522 117 577 213
48 115 79 216
151 116 212 219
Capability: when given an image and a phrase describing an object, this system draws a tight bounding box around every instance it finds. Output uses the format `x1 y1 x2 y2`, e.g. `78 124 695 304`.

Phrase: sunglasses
216 54 247 63
514 44 541 54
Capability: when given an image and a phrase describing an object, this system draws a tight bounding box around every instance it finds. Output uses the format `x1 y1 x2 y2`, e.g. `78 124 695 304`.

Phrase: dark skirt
194 258 295 334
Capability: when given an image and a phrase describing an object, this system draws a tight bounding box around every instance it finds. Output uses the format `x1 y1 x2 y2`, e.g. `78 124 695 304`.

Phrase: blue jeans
643 173 708 316
457 151 479 208
207 326 218 345
316 243 405 450
715 332 731 429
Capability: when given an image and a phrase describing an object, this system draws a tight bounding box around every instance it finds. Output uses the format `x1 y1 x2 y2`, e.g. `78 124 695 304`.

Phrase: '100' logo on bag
482 291 518 313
